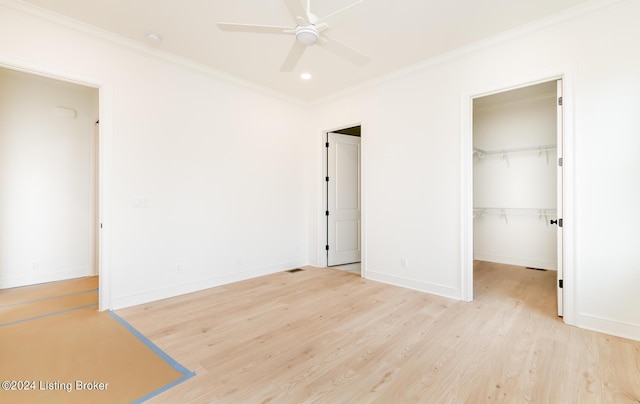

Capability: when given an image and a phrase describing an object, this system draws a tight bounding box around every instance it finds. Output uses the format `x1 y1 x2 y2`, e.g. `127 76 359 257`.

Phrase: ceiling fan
216 0 370 72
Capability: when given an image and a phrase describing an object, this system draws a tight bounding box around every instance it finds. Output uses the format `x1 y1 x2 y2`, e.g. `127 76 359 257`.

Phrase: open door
556 79 564 317
326 132 361 266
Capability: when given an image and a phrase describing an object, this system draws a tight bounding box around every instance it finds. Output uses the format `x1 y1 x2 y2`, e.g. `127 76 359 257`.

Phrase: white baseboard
0 268 93 289
111 259 308 310
577 313 640 342
473 254 557 270
365 271 460 300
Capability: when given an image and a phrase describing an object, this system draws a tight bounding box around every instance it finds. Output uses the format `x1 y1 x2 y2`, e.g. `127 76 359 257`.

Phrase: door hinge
325 142 329 148
559 279 563 288
558 96 563 106
325 245 329 251
559 218 563 228
558 157 563 167
100 223 103 229
325 176 329 182
325 210 329 216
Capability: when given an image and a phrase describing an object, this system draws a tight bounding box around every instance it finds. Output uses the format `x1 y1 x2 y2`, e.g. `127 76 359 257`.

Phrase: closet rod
473 207 558 225
473 144 556 156
473 207 557 211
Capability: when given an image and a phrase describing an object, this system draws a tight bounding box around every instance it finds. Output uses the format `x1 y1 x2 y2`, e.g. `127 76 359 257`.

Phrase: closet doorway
472 80 563 316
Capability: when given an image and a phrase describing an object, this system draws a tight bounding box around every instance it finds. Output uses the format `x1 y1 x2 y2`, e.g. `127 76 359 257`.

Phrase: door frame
318 123 365 274
0 56 113 311
460 64 576 326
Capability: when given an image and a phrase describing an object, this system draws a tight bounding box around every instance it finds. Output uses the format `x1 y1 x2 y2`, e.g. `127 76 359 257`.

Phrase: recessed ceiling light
300 73 312 80
146 32 162 43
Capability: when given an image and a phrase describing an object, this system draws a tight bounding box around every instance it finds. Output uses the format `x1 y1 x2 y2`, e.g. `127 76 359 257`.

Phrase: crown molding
0 0 307 107
2 0 633 106
311 0 635 107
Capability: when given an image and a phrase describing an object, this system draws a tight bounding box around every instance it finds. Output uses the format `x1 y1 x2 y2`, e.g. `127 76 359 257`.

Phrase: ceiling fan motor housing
295 26 319 46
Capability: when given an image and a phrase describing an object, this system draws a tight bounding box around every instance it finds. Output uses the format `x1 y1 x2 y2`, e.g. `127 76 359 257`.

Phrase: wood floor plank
116 262 640 403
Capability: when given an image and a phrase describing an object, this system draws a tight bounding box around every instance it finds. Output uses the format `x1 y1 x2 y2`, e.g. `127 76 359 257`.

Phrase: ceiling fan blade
280 42 306 72
283 0 310 26
217 23 292 35
317 0 363 22
318 35 370 66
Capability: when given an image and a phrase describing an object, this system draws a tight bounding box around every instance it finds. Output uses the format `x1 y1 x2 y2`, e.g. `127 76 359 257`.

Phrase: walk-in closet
473 81 559 272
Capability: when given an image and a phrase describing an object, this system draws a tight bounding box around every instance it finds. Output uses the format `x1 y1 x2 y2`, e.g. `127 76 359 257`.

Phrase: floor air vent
286 268 305 273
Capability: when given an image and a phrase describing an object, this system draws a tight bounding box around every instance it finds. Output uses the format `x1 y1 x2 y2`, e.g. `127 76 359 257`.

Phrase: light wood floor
118 262 640 403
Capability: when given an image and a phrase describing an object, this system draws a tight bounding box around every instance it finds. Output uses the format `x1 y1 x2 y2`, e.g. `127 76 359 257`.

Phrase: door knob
550 219 558 225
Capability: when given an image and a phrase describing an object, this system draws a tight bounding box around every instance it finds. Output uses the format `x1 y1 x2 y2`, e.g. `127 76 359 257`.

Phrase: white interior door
327 132 361 266
556 79 564 317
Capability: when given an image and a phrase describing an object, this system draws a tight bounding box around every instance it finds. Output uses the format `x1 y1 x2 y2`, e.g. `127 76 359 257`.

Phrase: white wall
312 0 640 340
473 88 558 270
2 0 639 341
0 1 314 309
0 68 98 288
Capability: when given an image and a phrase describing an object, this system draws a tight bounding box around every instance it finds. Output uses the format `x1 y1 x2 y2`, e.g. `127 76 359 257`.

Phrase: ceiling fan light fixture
295 27 319 46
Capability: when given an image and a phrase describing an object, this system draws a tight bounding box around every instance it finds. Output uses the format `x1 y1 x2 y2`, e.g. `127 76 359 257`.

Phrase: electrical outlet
31 261 39 271
401 258 408 269
176 263 183 272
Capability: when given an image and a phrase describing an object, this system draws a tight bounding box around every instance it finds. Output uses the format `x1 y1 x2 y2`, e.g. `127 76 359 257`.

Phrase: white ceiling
19 0 595 101
474 80 557 109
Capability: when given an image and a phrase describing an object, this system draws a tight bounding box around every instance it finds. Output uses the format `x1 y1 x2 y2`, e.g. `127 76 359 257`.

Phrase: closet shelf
473 144 556 156
473 144 556 166
473 207 557 225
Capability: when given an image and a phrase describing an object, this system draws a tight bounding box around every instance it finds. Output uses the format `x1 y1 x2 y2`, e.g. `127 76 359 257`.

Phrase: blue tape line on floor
108 311 196 403
0 303 98 327
0 289 99 309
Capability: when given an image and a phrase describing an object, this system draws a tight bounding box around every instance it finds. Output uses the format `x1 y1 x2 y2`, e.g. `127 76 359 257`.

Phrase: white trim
460 63 577 325
0 53 99 88
317 129 328 269
474 93 557 112
97 82 114 312
312 0 631 107
360 124 367 279
111 259 308 310
563 67 577 326
578 313 640 342
366 271 460 301
0 0 303 107
2 0 627 106
0 54 113 311
460 92 474 302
